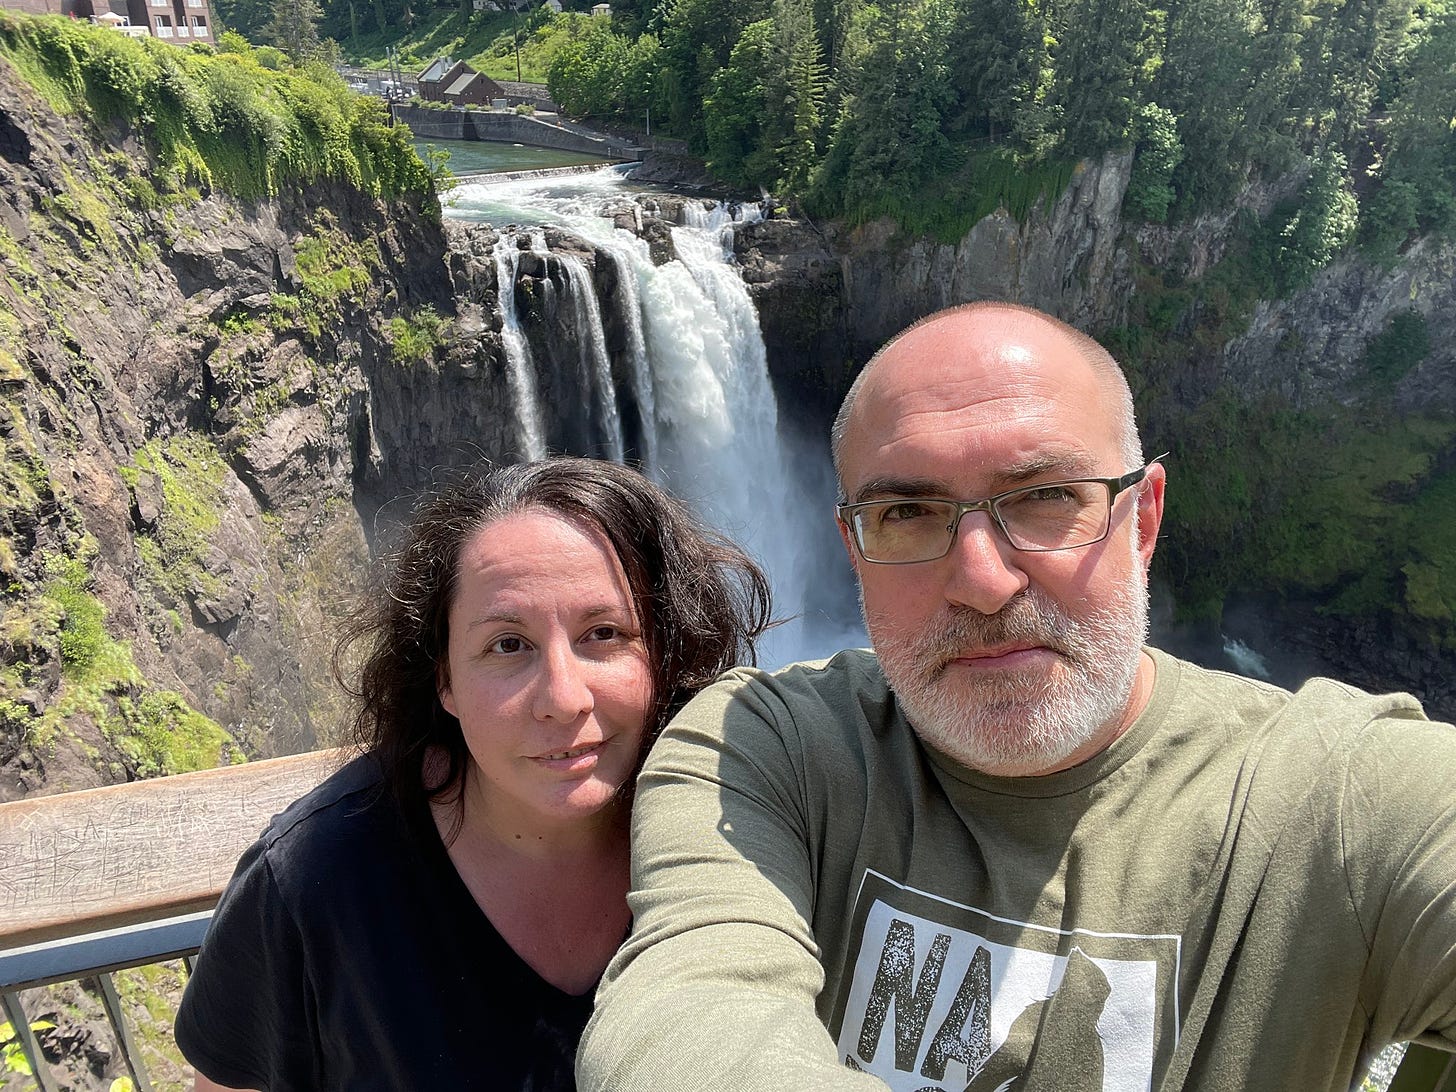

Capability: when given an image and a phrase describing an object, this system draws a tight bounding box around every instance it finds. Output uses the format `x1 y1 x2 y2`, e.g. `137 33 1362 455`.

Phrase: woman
175 457 772 1091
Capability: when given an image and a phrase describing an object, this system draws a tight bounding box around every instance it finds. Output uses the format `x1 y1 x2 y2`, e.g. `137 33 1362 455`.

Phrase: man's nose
941 510 1029 615
531 643 595 722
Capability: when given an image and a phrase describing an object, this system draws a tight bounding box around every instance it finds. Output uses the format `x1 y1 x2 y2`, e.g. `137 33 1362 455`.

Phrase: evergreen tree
1293 0 1414 150
268 0 323 60
813 0 955 219
657 0 771 146
767 0 826 192
1156 0 1260 209
211 0 272 40
945 0 1047 143
1049 0 1157 155
1362 9 1456 251
704 20 775 187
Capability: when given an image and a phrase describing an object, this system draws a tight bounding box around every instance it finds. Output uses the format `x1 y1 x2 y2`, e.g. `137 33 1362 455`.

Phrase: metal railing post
1 988 61 1092
97 972 156 1092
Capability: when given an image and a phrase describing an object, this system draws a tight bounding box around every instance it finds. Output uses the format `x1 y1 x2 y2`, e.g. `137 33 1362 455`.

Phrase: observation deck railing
0 751 338 1090
0 750 1450 1091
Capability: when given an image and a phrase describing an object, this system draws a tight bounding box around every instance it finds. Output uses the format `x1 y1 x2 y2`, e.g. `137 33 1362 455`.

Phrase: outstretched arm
577 671 887 1091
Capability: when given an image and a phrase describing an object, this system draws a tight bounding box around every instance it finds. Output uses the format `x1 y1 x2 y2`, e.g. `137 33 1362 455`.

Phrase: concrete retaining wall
394 105 640 159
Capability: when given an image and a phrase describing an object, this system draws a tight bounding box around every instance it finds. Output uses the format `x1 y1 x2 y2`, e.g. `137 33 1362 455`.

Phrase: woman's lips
532 739 608 770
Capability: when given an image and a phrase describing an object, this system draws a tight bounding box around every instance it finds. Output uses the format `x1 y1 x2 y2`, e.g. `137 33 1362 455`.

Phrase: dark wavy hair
334 457 773 830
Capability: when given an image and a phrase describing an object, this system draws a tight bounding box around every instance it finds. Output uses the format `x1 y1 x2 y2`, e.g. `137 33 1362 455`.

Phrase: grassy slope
342 9 560 83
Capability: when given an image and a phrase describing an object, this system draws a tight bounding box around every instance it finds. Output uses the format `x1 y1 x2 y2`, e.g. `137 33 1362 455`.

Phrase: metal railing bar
0 911 212 992
2 987 60 1092
1389 1043 1456 1092
98 971 156 1092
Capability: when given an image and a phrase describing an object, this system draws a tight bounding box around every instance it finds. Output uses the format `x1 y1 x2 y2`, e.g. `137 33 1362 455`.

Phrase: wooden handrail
0 749 344 949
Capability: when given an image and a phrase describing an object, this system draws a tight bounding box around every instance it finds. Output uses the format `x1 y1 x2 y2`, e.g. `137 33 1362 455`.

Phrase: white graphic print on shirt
832 871 1182 1092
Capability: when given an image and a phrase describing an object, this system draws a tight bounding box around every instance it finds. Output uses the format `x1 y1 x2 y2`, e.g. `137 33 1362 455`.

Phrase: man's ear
1136 461 1167 570
437 662 458 719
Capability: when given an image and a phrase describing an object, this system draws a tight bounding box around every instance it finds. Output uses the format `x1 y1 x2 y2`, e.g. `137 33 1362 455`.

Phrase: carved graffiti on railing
0 749 342 949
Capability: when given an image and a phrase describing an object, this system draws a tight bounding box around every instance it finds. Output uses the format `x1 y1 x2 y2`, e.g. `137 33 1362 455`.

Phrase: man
577 303 1456 1091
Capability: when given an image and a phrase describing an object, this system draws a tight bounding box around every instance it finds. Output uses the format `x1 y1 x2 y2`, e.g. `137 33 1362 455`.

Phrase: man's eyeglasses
837 456 1167 565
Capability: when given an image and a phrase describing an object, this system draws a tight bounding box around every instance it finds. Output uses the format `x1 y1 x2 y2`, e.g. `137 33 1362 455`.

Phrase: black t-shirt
175 754 594 1091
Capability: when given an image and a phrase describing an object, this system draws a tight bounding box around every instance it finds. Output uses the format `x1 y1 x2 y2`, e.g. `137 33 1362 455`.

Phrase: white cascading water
489 232 548 460
554 250 627 463
447 168 863 666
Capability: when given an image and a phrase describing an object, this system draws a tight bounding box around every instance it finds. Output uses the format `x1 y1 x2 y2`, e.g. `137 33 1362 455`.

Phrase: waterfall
448 169 863 666
554 250 626 463
489 233 547 460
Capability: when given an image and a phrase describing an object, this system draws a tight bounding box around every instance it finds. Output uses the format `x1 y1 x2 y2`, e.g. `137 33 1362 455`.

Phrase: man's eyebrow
997 452 1096 484
850 453 1100 503
851 477 949 503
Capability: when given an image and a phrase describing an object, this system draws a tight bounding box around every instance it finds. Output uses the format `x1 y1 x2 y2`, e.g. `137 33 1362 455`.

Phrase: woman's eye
586 625 621 642
488 635 528 655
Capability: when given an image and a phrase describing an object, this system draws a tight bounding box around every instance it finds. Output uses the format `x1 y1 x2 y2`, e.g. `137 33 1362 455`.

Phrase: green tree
655 0 771 145
1155 0 1261 210
945 0 1047 143
1276 147 1358 287
549 18 630 116
1292 0 1414 149
767 0 826 192
812 0 955 220
211 0 272 40
1361 10 1456 252
703 0 824 193
704 19 775 186
268 0 324 62
547 18 658 120
1048 0 1158 155
1125 101 1184 220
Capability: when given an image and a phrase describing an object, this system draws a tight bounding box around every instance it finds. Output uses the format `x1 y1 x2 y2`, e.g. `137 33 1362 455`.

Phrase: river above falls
414 137 616 175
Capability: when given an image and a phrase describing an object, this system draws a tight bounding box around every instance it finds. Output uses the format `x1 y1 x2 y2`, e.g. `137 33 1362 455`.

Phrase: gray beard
865 563 1149 776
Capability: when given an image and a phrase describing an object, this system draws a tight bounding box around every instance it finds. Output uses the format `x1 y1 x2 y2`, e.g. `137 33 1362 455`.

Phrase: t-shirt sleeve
1341 712 1456 1052
175 838 319 1091
576 670 888 1092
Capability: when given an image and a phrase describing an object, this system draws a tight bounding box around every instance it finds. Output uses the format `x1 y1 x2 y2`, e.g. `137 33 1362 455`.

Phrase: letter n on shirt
831 871 1181 1092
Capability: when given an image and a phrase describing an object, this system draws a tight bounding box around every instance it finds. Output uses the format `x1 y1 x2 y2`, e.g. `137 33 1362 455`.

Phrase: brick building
0 0 214 44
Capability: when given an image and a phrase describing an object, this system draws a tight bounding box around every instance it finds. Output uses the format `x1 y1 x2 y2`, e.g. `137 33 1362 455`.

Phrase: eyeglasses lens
853 483 1113 562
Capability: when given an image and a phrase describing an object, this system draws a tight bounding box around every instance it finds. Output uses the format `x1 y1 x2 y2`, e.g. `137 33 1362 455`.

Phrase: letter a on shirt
833 871 1182 1092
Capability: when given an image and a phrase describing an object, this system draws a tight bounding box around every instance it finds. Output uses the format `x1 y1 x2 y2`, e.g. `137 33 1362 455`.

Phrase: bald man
577 304 1456 1092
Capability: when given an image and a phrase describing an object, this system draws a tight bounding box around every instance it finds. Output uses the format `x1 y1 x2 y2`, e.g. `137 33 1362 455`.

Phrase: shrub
0 14 432 200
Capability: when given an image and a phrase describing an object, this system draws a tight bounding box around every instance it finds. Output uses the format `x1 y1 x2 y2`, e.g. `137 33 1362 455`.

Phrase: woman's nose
531 643 595 722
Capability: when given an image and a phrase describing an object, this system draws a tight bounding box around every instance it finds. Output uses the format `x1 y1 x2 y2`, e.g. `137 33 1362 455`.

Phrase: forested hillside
527 0 1450 243
147 0 1456 696
531 0 1456 695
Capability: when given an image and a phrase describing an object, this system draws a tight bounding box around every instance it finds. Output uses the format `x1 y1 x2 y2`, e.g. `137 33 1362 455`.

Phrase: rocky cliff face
736 153 1140 431
0 58 536 800
736 150 1456 426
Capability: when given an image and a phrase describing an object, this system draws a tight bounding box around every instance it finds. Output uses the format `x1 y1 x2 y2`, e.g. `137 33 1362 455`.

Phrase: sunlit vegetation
0 13 432 200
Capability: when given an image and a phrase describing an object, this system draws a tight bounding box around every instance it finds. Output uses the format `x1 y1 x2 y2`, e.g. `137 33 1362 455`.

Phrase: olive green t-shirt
579 648 1456 1091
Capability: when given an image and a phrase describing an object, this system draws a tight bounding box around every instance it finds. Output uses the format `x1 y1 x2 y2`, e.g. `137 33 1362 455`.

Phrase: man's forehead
857 325 1106 431
841 312 1121 490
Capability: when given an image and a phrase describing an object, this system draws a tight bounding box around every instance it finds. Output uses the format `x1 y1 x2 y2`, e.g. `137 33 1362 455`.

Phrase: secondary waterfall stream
447 167 864 666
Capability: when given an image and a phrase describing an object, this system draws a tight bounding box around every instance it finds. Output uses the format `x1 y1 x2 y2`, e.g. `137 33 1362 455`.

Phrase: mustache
917 593 1078 674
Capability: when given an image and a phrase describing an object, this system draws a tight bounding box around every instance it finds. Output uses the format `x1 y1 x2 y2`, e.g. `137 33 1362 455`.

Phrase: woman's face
437 509 654 834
